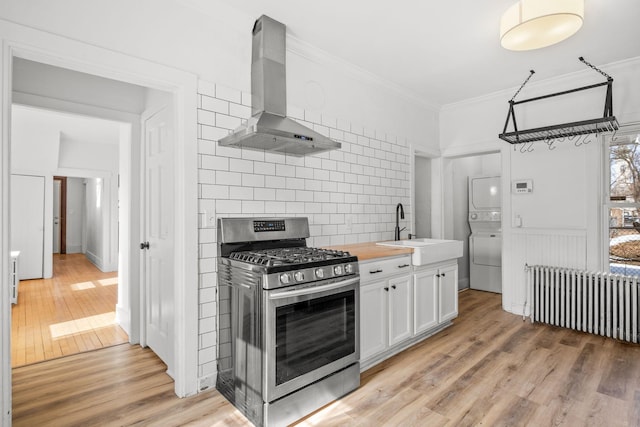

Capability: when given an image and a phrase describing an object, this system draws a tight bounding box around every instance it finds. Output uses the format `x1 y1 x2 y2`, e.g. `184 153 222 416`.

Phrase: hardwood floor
11 253 128 367
12 289 640 426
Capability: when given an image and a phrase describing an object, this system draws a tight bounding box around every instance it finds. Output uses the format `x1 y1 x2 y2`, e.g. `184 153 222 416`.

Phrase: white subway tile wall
196 81 412 383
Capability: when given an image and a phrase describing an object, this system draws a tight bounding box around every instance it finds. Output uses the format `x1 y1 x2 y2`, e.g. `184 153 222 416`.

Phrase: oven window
275 290 355 386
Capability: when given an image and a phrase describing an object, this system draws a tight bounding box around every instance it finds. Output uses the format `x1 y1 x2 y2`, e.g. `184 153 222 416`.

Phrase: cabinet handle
397 264 410 268
436 274 441 277
384 287 389 292
391 285 397 289
370 269 383 274
442 273 446 277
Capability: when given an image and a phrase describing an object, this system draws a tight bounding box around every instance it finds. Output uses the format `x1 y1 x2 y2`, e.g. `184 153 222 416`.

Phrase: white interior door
142 106 174 373
11 174 45 279
53 179 61 253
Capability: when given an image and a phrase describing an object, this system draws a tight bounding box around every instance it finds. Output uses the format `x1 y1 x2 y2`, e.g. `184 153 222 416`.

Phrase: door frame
53 176 67 254
1 20 199 423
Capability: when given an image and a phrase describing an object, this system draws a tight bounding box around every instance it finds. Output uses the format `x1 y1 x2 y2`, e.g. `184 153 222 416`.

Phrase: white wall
0 1 439 154
449 153 501 290
414 156 431 238
440 56 640 314
66 177 84 253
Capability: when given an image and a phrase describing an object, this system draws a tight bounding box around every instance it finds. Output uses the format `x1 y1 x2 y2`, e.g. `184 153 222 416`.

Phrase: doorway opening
10 103 130 366
2 30 199 414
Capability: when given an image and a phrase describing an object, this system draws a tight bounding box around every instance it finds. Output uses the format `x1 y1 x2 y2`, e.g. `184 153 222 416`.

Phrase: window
608 129 640 276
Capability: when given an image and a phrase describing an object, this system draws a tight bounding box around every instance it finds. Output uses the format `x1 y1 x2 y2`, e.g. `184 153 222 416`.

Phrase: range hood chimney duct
219 15 341 156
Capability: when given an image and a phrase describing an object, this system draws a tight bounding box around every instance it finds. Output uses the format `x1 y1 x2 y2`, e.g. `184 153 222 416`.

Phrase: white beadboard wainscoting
195 80 415 385
504 228 587 318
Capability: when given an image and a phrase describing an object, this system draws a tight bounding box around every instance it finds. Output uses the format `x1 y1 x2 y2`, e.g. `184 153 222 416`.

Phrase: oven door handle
268 277 359 299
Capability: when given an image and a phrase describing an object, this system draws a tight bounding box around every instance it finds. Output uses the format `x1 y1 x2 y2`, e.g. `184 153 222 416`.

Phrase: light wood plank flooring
12 290 640 426
11 253 128 367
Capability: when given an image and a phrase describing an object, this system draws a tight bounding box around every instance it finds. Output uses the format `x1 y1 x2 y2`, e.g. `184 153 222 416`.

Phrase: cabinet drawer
360 255 412 283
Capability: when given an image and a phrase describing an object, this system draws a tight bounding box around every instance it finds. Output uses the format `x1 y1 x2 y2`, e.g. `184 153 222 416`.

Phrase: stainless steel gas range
216 217 360 427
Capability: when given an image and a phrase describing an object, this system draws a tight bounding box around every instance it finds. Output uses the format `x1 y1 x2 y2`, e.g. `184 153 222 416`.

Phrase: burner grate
229 247 352 267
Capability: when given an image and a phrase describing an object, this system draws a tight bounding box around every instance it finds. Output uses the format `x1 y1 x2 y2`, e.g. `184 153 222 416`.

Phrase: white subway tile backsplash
201 184 229 199
215 113 242 130
314 192 330 203
254 161 276 176
216 171 242 185
229 186 253 200
229 158 253 173
286 177 305 190
242 200 265 214
201 154 229 171
216 199 242 213
242 174 265 188
254 188 276 201
241 149 265 162
215 84 242 103
305 179 322 192
201 96 229 114
196 81 414 383
275 189 296 201
265 201 286 213
313 168 330 181
265 175 286 188
295 190 314 202
229 102 251 119
200 125 231 142
276 164 296 177
285 201 305 214
295 166 314 180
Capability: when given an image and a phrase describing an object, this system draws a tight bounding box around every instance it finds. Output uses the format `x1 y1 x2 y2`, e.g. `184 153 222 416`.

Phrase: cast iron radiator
527 265 639 343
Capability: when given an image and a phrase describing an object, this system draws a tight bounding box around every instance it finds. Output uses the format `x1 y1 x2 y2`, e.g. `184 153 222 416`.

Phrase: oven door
263 275 360 402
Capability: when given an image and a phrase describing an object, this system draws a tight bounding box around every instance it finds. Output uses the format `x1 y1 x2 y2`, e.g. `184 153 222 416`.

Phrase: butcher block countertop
324 242 413 261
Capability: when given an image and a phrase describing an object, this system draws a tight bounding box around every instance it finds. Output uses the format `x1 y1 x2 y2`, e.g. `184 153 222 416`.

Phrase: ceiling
190 0 640 106
12 105 122 146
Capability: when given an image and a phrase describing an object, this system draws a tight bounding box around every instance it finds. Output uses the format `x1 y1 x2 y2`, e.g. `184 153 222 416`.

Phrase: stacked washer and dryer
468 175 502 293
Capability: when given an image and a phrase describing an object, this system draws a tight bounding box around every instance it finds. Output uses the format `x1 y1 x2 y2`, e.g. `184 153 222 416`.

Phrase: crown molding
286 34 440 112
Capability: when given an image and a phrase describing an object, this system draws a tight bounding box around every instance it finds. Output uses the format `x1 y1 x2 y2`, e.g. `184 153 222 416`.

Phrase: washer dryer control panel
469 211 501 222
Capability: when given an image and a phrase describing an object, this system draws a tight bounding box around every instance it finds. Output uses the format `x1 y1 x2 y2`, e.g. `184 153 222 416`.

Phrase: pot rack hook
510 69 535 102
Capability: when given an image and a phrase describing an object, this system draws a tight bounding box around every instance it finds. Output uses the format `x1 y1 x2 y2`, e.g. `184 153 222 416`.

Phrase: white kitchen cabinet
360 279 388 360
359 254 458 370
388 274 413 345
359 255 412 362
413 268 438 334
413 261 458 326
438 263 458 323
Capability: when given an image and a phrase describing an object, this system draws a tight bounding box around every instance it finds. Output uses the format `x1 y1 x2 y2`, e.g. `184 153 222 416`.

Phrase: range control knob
315 268 325 279
334 265 344 276
344 264 354 274
280 273 292 284
294 271 305 282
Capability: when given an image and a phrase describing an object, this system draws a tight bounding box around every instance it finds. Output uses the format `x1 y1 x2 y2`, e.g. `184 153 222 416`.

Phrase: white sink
377 238 463 265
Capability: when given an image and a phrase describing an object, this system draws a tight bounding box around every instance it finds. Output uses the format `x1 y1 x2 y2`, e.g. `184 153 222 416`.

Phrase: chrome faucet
395 203 405 240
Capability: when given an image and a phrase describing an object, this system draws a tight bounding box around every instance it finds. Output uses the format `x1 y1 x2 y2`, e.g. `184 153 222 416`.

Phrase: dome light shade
500 0 584 51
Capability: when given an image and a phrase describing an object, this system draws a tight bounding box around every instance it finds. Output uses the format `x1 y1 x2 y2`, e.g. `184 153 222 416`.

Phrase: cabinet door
388 275 413 345
414 268 438 333
360 280 388 360
438 263 459 323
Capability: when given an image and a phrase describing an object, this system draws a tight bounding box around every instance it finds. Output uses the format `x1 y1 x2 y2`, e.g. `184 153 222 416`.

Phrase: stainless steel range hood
219 15 341 156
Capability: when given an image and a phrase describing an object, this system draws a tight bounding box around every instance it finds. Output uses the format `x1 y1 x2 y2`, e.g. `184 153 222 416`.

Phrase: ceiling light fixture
500 0 584 51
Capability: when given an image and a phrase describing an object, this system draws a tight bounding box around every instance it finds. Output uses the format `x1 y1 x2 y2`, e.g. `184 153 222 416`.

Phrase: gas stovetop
229 247 354 267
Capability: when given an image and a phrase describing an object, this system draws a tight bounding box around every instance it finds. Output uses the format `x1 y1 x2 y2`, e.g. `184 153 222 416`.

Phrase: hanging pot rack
499 57 619 145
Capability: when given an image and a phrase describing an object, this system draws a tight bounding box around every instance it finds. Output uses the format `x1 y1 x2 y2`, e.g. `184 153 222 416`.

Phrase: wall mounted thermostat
512 179 533 194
